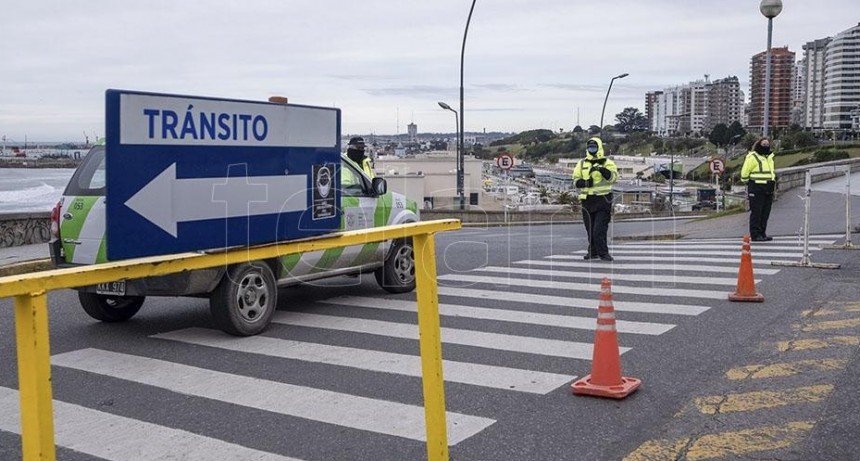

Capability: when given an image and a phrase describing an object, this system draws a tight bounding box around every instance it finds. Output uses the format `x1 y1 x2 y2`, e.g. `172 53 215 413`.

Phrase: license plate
96 281 126 296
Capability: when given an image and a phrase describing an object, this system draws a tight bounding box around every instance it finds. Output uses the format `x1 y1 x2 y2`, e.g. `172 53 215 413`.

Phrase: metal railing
0 219 461 461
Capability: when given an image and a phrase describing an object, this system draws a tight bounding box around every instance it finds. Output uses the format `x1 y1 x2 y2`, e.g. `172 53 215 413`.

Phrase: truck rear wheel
78 292 145 322
209 262 278 336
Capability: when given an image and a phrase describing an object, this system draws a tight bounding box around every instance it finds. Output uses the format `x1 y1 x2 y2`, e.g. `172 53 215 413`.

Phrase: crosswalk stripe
438 274 726 300
575 249 804 258
153 328 572 394
614 244 817 251
319 296 675 335
0 386 306 461
514 259 782 275
474 265 747 287
51 349 495 445
549 254 792 265
271 312 617 359
437 287 709 316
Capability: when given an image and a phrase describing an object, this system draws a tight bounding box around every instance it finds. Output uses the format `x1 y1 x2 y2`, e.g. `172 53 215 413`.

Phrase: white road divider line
0 386 307 461
51 349 495 445
153 328 572 394
616 240 834 247
320 296 675 335
574 249 804 258
514 259 781 275
271 312 619 359
548 255 792 266
475 265 748 287
439 274 726 300
614 244 821 251
437 287 709 316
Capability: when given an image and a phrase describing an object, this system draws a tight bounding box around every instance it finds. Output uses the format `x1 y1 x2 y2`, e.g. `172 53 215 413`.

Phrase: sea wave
0 183 61 212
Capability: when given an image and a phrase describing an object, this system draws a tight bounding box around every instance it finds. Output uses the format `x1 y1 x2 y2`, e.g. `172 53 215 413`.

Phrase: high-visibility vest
361 158 375 178
741 151 775 184
573 158 617 200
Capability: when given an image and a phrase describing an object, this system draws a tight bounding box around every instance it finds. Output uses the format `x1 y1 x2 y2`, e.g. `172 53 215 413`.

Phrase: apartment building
704 76 744 131
823 23 860 130
749 46 796 133
800 38 830 129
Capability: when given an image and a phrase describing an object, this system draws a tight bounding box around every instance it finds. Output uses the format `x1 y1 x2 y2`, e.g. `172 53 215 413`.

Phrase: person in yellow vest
573 137 618 261
741 137 776 241
346 137 375 178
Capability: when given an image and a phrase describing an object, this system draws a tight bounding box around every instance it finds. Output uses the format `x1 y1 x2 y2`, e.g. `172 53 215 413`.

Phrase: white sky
1 1 857 142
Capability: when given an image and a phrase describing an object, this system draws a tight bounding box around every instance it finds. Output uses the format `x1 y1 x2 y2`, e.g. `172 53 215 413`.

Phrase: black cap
348 137 366 149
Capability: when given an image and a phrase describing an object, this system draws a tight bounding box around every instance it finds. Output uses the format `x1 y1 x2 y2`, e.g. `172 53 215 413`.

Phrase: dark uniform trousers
747 182 774 239
582 193 613 257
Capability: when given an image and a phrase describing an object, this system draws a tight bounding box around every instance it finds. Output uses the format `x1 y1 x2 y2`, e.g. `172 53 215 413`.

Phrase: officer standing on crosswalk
573 137 618 261
741 137 776 241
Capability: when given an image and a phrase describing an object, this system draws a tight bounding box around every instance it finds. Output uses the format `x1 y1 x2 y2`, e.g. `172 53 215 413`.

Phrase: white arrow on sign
125 163 308 237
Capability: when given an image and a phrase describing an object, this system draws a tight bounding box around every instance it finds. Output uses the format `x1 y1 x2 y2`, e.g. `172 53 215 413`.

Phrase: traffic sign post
709 158 726 211
496 153 513 223
105 89 342 260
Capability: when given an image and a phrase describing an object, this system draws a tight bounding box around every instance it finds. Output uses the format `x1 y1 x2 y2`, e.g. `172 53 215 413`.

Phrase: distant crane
83 131 90 147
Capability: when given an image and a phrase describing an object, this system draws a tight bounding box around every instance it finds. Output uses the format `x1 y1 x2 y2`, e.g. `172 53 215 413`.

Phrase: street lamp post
760 0 783 137
438 102 460 208
458 0 478 210
599 73 629 131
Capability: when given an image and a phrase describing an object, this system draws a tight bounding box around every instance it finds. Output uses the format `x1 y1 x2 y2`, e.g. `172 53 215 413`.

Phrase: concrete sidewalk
0 242 51 276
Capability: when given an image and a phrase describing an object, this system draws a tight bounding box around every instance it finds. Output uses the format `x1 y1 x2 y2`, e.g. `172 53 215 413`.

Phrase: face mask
756 145 771 155
587 146 599 155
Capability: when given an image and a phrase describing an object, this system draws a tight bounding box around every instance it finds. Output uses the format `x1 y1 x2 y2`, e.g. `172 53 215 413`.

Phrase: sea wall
0 212 51 247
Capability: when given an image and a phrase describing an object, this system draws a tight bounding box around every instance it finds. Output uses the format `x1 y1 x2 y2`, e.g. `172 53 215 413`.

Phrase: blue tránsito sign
105 89 341 260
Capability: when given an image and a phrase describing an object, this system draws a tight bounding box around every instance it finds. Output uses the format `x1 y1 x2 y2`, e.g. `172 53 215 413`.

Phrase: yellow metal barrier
0 219 461 461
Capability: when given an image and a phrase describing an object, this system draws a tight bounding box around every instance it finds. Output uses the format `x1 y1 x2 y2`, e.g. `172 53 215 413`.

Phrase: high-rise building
407 122 417 140
792 59 806 126
801 38 831 129
749 46 796 133
823 23 860 130
704 76 743 131
645 91 662 133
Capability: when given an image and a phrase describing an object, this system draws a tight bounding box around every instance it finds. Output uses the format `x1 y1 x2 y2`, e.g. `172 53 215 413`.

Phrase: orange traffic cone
572 277 641 399
728 235 764 302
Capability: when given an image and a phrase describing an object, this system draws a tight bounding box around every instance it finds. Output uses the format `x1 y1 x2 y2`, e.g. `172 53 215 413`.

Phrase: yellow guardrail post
413 232 448 461
14 292 56 461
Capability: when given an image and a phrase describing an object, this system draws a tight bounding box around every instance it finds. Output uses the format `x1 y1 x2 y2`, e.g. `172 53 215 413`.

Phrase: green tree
588 125 601 135
573 125 584 133
708 123 729 147
614 107 648 133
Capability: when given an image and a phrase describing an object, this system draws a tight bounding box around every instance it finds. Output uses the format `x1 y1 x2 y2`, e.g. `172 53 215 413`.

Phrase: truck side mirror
371 177 387 196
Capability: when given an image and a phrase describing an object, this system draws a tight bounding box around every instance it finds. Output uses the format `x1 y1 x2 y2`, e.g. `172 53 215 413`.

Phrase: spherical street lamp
760 0 783 137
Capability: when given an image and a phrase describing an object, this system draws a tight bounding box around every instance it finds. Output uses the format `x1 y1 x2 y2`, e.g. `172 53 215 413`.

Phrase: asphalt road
2 210 859 460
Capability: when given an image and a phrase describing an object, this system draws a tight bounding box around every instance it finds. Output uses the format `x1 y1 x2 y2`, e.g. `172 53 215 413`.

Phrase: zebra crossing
0 233 840 461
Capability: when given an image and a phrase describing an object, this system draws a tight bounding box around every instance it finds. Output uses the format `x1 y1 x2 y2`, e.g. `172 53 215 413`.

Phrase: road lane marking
693 384 833 414
475 265 747 286
51 349 495 444
616 239 834 246
271 312 617 359
548 255 791 265
438 274 726 300
153 327 572 394
574 249 804 258
725 359 848 380
795 317 860 332
515 259 781 275
776 336 860 351
623 421 815 461
802 305 860 317
437 287 709 316
0 386 307 461
322 296 675 335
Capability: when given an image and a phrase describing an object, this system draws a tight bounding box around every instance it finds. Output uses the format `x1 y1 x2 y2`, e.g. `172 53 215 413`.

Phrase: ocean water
0 168 75 213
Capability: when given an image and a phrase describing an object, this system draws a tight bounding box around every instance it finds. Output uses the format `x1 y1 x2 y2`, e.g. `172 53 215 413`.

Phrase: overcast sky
1 1 857 142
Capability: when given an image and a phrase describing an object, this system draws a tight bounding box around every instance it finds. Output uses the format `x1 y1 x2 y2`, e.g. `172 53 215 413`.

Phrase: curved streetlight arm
599 73 629 130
